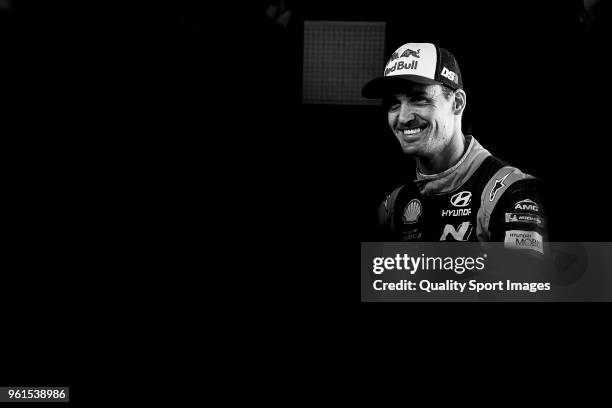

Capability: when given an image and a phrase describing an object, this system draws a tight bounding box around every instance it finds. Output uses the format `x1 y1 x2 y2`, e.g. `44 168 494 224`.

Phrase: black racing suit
379 135 547 254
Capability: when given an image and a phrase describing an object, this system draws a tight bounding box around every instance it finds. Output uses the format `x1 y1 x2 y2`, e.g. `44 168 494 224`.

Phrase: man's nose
398 102 416 123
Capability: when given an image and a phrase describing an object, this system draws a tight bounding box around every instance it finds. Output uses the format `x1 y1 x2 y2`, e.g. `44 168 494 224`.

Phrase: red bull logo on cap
388 48 421 63
400 48 420 58
384 59 419 76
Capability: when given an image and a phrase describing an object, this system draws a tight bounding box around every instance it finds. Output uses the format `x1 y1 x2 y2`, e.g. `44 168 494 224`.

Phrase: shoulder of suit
381 184 406 213
479 164 540 214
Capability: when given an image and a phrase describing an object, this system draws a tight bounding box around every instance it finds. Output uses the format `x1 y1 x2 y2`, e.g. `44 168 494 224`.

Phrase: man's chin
401 143 422 155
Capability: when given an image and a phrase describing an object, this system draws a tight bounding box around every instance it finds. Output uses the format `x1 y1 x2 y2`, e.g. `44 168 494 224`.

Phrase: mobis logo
505 230 543 254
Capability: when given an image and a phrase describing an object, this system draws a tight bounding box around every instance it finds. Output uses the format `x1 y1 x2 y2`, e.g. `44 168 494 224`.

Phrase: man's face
385 83 458 157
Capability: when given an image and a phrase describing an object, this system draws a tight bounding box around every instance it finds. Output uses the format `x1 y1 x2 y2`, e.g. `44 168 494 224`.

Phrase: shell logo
402 199 422 224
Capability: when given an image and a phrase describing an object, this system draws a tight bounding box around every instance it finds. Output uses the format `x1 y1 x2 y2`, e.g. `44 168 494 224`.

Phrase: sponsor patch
402 199 422 224
441 208 472 217
505 213 543 225
450 191 472 207
514 199 539 212
504 230 543 254
403 228 422 241
440 67 458 83
388 48 421 63
384 60 419 75
489 172 511 202
440 222 472 241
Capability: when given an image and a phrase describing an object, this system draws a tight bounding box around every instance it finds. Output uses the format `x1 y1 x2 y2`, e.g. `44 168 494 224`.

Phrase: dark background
86 0 610 245
1 0 164 395
2 0 611 390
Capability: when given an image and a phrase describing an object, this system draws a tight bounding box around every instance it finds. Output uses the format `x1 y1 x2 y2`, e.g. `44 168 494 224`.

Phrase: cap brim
361 75 441 99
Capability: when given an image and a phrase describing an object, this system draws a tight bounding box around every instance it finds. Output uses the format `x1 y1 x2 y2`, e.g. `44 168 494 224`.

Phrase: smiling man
362 42 548 252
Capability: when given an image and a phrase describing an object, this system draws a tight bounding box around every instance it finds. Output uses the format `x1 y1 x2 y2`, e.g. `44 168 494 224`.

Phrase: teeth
403 127 423 135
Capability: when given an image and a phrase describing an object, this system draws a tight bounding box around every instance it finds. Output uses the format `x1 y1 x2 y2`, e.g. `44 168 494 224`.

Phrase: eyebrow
406 91 430 98
384 90 432 105
389 90 431 99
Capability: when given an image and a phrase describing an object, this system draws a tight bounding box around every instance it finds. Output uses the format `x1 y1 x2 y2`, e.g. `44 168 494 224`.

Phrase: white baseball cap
362 42 463 98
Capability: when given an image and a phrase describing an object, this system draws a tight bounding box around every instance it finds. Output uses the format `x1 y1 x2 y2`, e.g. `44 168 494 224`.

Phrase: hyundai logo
450 191 472 207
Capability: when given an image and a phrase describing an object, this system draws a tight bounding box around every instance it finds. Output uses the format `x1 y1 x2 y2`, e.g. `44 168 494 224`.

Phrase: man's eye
385 99 400 110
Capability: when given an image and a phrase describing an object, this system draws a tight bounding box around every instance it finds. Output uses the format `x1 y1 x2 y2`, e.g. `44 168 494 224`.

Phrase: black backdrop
1 0 609 390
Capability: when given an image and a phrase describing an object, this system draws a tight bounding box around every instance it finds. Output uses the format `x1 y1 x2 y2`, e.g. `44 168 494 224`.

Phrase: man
362 42 547 254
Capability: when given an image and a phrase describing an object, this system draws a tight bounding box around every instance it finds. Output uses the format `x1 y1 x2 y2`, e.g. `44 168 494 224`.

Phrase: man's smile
398 123 429 138
402 127 424 135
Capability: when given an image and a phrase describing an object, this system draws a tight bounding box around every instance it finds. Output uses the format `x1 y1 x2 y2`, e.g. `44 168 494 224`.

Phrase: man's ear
453 89 466 116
